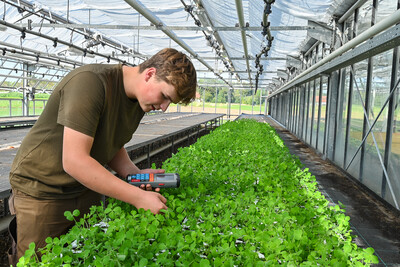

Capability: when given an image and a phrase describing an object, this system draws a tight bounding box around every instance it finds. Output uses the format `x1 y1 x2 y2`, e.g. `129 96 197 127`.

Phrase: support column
22 63 29 116
227 88 231 120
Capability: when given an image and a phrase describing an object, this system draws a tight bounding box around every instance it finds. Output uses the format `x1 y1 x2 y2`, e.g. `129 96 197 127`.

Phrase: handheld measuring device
126 173 180 188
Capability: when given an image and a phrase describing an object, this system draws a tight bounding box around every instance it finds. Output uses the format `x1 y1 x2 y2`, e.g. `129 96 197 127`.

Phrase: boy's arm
107 147 165 191
62 126 167 214
107 147 165 177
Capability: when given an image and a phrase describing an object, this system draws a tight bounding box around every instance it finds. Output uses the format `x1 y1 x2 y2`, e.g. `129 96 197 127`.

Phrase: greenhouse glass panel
377 0 399 23
10 99 23 117
303 83 309 140
276 96 280 121
306 81 314 145
344 14 355 43
346 60 368 180
386 54 400 208
362 50 393 195
286 92 290 126
294 89 298 133
312 78 320 148
317 43 323 63
290 90 295 131
289 90 294 132
318 77 328 153
279 94 284 123
356 1 373 36
301 84 307 140
283 92 288 126
278 95 283 122
273 97 277 118
295 88 301 136
335 67 351 167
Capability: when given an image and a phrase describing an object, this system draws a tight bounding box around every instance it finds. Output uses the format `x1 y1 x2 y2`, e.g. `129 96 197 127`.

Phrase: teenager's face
139 69 179 112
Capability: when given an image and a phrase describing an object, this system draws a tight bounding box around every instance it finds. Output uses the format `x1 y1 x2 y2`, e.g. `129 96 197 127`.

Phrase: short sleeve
57 71 105 137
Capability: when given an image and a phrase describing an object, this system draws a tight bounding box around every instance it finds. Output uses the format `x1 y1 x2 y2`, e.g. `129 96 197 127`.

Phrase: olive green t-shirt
9 64 145 199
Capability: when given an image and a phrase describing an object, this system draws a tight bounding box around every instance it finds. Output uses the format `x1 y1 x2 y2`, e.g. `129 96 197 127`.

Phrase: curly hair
138 48 197 105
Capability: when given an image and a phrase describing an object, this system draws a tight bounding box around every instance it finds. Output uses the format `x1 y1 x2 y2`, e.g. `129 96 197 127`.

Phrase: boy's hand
134 190 168 214
139 168 165 174
138 168 165 192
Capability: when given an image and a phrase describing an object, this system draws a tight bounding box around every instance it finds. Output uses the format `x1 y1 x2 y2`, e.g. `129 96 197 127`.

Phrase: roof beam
6 0 135 55
0 41 82 67
235 0 252 88
20 23 312 32
197 56 285 60
198 84 266 90
124 0 233 89
0 19 130 66
200 77 272 80
195 0 239 82
196 70 278 74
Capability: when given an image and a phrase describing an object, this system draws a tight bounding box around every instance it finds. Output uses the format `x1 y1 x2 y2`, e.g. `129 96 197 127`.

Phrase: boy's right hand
134 190 167 214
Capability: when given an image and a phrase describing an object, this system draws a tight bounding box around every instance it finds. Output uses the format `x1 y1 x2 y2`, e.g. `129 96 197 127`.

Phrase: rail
0 98 47 117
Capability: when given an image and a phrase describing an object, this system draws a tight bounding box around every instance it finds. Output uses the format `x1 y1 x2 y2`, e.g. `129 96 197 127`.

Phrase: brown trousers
8 189 102 266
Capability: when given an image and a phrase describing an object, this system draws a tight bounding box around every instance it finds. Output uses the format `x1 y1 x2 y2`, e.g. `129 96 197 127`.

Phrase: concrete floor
261 115 400 266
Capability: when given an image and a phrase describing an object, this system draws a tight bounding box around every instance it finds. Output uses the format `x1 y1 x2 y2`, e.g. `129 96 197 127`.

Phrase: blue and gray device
126 173 180 188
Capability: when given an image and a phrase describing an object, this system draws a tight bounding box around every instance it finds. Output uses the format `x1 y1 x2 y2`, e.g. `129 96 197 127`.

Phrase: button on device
158 183 165 186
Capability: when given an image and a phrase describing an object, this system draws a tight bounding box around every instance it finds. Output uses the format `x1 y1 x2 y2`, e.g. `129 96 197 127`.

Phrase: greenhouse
0 0 399 266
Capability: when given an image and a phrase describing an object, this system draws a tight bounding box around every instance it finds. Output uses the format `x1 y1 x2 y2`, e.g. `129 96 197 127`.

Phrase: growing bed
18 120 378 266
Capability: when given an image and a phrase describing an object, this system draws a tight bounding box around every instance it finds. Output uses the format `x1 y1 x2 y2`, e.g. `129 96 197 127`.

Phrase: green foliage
18 120 379 266
0 92 50 99
0 91 23 98
197 79 261 104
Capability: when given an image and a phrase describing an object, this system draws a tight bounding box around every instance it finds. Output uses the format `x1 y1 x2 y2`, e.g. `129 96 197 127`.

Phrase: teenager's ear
144 67 156 82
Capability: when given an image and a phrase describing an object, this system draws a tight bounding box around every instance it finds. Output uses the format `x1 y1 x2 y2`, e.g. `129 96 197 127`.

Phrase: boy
8 48 197 263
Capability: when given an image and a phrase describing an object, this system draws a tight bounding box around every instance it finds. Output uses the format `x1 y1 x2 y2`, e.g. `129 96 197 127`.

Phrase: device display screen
156 174 174 181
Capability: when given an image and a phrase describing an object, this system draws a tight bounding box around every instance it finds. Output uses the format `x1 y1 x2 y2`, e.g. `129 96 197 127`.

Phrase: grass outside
170 101 262 111
0 99 47 117
168 102 265 118
3 98 398 153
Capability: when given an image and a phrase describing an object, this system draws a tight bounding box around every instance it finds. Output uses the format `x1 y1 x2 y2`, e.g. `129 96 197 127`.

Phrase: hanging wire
255 0 275 93
180 0 234 74
2 0 137 61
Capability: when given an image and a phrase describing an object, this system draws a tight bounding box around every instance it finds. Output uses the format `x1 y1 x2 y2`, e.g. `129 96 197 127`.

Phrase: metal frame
23 23 312 32
268 9 400 98
124 0 233 89
268 4 400 210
